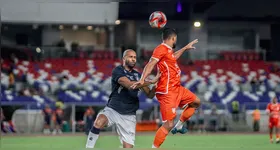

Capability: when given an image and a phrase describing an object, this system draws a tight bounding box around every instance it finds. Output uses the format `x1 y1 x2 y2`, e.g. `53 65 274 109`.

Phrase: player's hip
155 85 195 100
269 117 279 122
99 106 136 127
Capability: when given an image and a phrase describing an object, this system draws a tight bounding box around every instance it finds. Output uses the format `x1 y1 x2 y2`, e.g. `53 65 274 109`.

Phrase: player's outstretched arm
131 58 158 89
133 71 161 89
174 39 198 60
118 76 153 90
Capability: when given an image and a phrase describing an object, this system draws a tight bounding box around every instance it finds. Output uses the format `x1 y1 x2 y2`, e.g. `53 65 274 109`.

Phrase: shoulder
267 103 271 107
132 69 141 75
154 44 167 51
112 65 124 73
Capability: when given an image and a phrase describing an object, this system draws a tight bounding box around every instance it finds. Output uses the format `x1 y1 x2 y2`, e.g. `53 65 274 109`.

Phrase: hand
131 80 145 89
184 39 198 50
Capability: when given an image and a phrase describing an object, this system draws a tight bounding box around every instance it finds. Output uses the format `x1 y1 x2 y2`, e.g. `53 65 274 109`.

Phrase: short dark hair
162 28 177 40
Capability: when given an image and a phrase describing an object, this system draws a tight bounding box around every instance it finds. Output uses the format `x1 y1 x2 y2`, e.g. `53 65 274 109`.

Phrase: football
149 11 167 29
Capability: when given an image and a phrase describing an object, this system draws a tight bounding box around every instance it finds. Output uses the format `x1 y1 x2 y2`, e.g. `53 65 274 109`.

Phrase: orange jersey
266 103 280 119
151 43 181 94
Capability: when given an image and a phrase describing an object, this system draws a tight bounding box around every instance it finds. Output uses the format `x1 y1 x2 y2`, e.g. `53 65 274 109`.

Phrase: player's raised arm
130 58 158 89
173 39 198 60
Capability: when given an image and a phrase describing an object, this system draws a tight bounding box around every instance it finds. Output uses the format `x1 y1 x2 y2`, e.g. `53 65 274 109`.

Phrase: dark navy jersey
107 65 141 115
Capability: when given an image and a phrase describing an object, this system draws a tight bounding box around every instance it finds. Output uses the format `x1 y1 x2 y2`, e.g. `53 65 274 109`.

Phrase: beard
126 60 136 69
172 43 176 49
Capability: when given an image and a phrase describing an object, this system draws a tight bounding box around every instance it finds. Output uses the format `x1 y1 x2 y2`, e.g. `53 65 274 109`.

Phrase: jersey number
175 63 181 77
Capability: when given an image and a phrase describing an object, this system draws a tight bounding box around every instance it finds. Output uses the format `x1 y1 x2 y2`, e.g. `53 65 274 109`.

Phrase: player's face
124 51 137 69
171 35 177 49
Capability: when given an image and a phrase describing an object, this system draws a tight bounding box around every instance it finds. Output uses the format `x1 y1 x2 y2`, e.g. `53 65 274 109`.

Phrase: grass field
1 133 280 150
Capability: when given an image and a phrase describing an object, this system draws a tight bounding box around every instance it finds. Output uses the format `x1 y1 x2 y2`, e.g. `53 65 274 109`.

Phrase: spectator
197 107 205 133
209 105 218 132
8 70 15 90
57 38 66 48
231 101 240 122
10 53 18 65
84 107 96 135
42 105 52 134
250 77 259 92
252 109 261 132
53 103 64 135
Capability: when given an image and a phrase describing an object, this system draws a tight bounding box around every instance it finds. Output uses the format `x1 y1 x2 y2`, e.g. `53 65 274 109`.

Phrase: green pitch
1 133 279 150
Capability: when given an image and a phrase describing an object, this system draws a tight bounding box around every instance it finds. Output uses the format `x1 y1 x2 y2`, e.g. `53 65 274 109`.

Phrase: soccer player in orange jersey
131 28 200 148
266 96 280 143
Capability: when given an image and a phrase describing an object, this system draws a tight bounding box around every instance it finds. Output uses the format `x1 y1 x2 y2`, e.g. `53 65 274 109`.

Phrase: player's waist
269 117 279 119
156 82 181 88
155 84 182 93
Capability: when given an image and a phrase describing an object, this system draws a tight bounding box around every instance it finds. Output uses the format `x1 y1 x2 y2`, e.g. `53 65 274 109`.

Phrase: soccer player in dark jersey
86 49 160 148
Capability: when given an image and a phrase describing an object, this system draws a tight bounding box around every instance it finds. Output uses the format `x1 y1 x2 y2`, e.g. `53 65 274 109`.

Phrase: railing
1 101 274 134
1 44 121 61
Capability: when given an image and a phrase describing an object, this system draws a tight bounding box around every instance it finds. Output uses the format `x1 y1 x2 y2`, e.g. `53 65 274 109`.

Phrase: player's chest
165 49 176 61
161 52 180 70
270 105 280 111
125 72 140 81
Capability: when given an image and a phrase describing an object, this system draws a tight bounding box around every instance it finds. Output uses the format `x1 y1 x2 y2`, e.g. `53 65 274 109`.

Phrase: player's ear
172 37 175 42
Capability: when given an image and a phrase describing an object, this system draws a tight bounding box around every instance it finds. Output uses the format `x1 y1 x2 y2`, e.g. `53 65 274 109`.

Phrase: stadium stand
2 54 279 111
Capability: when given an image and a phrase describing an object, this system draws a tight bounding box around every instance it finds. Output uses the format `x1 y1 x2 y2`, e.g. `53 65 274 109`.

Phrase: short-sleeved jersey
107 65 141 115
151 43 181 94
266 103 280 119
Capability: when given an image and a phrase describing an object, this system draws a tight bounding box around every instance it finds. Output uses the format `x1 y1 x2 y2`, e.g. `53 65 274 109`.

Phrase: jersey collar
161 43 173 50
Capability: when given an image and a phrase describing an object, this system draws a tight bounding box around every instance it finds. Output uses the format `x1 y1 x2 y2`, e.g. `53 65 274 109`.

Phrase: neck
163 41 173 48
123 65 133 72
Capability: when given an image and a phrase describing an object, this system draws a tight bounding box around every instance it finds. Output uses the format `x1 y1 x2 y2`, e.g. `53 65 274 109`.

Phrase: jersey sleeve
112 67 126 83
151 46 168 61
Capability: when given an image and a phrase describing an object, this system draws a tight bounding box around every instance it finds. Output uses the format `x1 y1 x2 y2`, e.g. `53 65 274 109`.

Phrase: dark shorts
56 118 63 125
44 116 51 125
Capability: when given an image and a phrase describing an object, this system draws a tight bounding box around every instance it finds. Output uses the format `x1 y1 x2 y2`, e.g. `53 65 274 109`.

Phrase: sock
276 134 279 141
86 126 100 148
174 120 184 130
270 133 272 140
152 126 169 148
152 144 157 148
180 107 196 122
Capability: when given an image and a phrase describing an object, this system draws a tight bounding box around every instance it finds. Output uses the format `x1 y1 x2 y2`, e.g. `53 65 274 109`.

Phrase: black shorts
56 118 63 125
44 116 51 125
198 119 204 125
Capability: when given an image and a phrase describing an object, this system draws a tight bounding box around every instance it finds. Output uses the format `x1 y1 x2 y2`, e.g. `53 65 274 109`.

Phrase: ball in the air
149 11 167 29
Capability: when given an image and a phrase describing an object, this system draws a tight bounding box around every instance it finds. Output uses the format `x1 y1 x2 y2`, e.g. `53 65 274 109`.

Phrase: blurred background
1 0 280 136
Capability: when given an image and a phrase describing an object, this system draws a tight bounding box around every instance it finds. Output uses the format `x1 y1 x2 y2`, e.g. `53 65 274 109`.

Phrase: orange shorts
269 118 279 128
156 86 197 122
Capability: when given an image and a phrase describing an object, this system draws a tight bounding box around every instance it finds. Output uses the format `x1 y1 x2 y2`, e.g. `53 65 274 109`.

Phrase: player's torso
44 108 52 115
112 67 140 98
55 109 63 118
108 66 141 114
268 103 280 119
156 44 181 94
